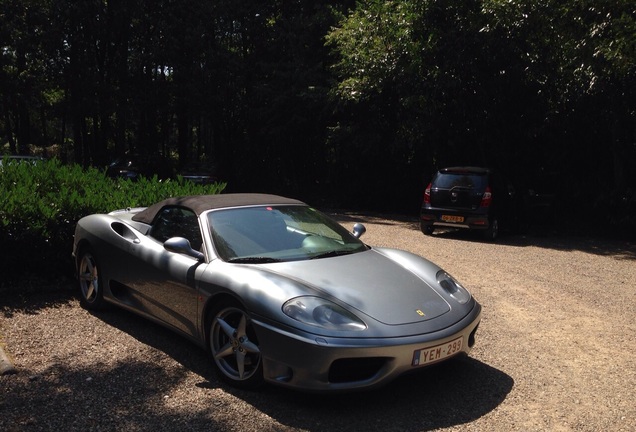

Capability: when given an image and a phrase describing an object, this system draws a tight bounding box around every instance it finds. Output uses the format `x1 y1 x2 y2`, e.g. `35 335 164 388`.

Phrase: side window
149 207 203 251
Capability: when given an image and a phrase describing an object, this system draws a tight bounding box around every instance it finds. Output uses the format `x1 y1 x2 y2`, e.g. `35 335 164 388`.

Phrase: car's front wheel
209 302 264 389
77 248 105 310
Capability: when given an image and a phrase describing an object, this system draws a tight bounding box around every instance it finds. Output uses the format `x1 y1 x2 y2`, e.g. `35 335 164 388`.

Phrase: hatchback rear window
433 173 488 191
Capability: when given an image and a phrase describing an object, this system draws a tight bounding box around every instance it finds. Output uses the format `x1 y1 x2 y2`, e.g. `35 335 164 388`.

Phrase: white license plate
412 337 464 367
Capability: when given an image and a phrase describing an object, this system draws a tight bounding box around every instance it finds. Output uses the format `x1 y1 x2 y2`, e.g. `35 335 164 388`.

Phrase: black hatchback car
420 167 518 240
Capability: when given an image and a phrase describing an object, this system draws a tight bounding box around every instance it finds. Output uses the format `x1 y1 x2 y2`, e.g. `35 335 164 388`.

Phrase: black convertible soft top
131 193 305 225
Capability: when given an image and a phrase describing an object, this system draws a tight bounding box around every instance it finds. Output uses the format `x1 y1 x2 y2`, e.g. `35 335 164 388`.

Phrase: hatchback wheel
484 218 499 241
420 223 435 236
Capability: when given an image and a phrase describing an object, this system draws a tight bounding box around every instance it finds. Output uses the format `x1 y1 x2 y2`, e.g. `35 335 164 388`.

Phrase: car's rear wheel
77 248 105 310
209 302 264 389
484 218 499 241
420 223 435 236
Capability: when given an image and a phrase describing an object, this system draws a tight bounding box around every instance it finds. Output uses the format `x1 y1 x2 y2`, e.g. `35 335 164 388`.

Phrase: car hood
263 248 451 326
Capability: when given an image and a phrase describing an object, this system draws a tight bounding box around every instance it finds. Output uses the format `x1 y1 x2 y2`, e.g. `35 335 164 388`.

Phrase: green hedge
0 158 226 286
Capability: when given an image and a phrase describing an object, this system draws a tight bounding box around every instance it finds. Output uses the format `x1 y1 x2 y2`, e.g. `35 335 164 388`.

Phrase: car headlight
283 296 367 331
437 271 471 304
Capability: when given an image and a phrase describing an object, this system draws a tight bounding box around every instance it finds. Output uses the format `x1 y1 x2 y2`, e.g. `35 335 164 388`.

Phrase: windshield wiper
228 256 283 264
309 250 356 260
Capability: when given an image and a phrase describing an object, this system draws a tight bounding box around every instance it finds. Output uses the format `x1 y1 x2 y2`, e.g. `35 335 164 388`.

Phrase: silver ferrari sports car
73 194 481 392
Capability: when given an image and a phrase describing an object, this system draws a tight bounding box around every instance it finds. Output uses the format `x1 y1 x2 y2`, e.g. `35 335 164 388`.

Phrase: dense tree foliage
327 0 635 216
1 0 634 231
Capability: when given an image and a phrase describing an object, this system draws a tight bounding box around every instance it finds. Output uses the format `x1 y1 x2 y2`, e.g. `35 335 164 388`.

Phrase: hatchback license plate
412 337 463 367
441 215 464 223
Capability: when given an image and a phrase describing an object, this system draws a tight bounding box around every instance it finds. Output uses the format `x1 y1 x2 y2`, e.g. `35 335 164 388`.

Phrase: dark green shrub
0 158 226 286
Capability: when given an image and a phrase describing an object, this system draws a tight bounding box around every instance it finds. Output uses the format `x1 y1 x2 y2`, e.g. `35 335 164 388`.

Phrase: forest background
1 0 635 234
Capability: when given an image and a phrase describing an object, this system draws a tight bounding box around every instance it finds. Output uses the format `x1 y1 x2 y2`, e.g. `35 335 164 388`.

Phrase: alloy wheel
210 305 263 387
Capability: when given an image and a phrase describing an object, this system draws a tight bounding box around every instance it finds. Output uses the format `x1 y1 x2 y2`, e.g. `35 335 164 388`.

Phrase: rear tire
483 218 499 241
77 248 106 310
421 223 435 236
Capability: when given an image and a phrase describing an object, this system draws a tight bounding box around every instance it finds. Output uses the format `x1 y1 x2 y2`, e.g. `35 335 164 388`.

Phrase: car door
122 206 207 338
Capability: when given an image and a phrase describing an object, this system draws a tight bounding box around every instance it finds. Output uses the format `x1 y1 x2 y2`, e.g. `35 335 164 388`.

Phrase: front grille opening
328 357 389 383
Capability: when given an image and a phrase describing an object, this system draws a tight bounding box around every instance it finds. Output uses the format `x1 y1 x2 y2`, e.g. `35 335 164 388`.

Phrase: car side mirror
164 237 205 261
352 223 366 239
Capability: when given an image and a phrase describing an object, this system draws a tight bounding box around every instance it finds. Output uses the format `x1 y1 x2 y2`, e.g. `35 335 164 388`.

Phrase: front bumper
253 303 481 392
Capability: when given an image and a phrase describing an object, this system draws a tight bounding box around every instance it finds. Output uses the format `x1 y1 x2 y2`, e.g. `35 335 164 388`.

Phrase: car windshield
208 205 367 262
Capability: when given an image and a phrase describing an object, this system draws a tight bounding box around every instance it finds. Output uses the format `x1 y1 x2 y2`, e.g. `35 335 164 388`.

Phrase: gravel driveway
1 213 635 432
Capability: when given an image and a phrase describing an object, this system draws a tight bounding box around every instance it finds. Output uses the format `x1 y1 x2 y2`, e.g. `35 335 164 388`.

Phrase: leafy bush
0 158 226 286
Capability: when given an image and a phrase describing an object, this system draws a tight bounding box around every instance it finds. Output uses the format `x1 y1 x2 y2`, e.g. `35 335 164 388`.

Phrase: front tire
209 302 264 389
77 248 105 310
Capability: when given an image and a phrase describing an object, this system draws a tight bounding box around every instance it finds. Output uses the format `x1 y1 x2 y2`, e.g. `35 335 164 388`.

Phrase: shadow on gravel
1 295 513 431
332 212 636 261
0 284 75 318
92 308 512 432
237 357 513 432
0 358 221 431
431 229 636 260
1 305 224 431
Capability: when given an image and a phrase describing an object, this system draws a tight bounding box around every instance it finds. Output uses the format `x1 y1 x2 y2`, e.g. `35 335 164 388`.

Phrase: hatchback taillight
480 186 492 207
423 183 432 204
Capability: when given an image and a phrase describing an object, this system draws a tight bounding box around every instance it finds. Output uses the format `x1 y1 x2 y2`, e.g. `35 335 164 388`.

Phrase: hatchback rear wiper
228 256 283 264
